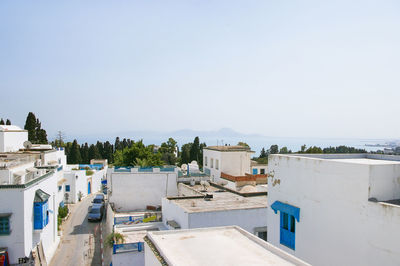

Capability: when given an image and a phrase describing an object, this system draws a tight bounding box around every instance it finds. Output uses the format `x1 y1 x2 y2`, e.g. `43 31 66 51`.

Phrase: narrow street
50 194 102 266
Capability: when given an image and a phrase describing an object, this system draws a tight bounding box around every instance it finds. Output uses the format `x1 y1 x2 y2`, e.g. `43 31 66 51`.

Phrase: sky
1 1 400 140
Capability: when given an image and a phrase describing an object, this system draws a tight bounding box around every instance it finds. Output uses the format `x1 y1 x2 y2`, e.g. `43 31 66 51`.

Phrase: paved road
50 194 102 266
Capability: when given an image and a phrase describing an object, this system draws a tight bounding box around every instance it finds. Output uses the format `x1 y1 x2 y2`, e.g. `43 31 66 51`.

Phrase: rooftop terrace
145 226 310 266
204 145 254 152
167 184 267 213
280 153 400 164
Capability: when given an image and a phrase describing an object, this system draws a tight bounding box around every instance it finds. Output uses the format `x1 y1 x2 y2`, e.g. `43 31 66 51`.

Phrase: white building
203 145 255 182
63 165 107 204
108 167 178 212
162 183 268 240
0 125 28 152
267 153 400 266
0 125 67 264
0 166 59 265
144 226 310 266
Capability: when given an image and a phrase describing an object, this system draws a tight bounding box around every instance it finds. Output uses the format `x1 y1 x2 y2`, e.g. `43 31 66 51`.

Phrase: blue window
252 168 258 174
271 201 300 250
0 215 11 235
58 186 62 191
65 185 70 192
34 189 50 230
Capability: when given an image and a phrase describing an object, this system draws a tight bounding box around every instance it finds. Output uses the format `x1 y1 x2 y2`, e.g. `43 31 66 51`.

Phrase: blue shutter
253 168 258 174
34 202 43 229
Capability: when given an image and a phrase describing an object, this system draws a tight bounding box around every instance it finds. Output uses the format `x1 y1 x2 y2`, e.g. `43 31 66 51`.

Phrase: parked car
88 205 104 222
92 194 105 207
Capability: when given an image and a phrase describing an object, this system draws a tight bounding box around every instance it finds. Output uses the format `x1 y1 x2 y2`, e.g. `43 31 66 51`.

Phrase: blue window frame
252 168 258 175
271 201 300 250
34 189 50 230
34 201 49 230
58 186 62 191
0 215 11 235
65 185 70 192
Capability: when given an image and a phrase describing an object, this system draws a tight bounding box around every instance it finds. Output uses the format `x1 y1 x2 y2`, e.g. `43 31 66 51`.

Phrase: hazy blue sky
1 1 400 140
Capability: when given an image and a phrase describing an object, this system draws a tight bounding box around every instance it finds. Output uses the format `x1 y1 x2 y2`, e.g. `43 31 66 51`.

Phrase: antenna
23 141 32 149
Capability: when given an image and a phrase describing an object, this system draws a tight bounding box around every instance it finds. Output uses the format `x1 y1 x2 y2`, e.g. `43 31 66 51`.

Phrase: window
65 185 70 192
271 201 299 251
205 157 208 166
253 168 258 175
260 168 265 175
211 159 214 168
0 215 11 235
58 186 62 191
215 159 219 170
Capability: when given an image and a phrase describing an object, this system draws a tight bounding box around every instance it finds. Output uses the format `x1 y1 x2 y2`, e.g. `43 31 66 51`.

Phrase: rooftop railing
113 242 143 254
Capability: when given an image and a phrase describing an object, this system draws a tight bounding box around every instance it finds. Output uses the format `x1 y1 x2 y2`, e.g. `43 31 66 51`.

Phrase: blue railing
113 242 143 254
57 165 63 172
160 167 175 172
138 167 153 172
204 168 211 175
79 164 103 170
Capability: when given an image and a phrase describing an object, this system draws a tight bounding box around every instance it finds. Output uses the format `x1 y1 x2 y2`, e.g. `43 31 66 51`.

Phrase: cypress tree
81 143 89 164
5 119 11 125
88 144 101 160
0 119 4 125
68 140 82 164
190 136 200 162
24 112 37 142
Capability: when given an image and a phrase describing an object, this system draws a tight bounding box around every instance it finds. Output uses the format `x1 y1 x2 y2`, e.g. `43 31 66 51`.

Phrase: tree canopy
24 112 48 144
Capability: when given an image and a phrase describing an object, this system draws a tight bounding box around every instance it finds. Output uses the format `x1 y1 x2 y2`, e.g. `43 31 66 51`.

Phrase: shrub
86 170 94 176
58 205 69 219
105 232 125 248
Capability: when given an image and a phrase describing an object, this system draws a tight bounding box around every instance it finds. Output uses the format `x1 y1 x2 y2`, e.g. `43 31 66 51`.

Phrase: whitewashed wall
267 155 400 266
0 130 28 152
161 198 189 229
109 171 178 211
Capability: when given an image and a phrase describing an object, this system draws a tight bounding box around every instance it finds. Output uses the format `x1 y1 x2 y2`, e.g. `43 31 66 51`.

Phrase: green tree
259 148 267 158
24 112 37 142
159 138 178 165
190 137 200 162
81 143 89 164
279 147 290 154
113 140 163 167
179 143 192 165
88 144 101 160
268 145 279 154
0 119 4 125
237 142 250 148
5 119 11 125
68 140 82 164
24 112 48 144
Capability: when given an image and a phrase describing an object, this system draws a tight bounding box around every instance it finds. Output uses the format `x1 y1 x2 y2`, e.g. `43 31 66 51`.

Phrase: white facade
0 125 28 152
63 167 106 203
267 154 400 266
145 226 310 266
0 171 59 264
108 167 178 211
203 146 255 182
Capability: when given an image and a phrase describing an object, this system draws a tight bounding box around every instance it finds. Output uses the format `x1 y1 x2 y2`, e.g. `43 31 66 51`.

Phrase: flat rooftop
204 145 254 152
275 153 400 165
168 189 267 213
146 226 309 266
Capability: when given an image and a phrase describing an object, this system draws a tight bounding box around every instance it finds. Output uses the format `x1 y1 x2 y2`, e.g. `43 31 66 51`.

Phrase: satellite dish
181 164 187 171
23 141 32 149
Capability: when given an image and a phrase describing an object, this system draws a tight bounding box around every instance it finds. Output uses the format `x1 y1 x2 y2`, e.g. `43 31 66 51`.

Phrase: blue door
88 182 91 194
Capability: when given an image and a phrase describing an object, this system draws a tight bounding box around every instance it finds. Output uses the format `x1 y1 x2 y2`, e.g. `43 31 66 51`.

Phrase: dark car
92 194 105 207
88 205 104 222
